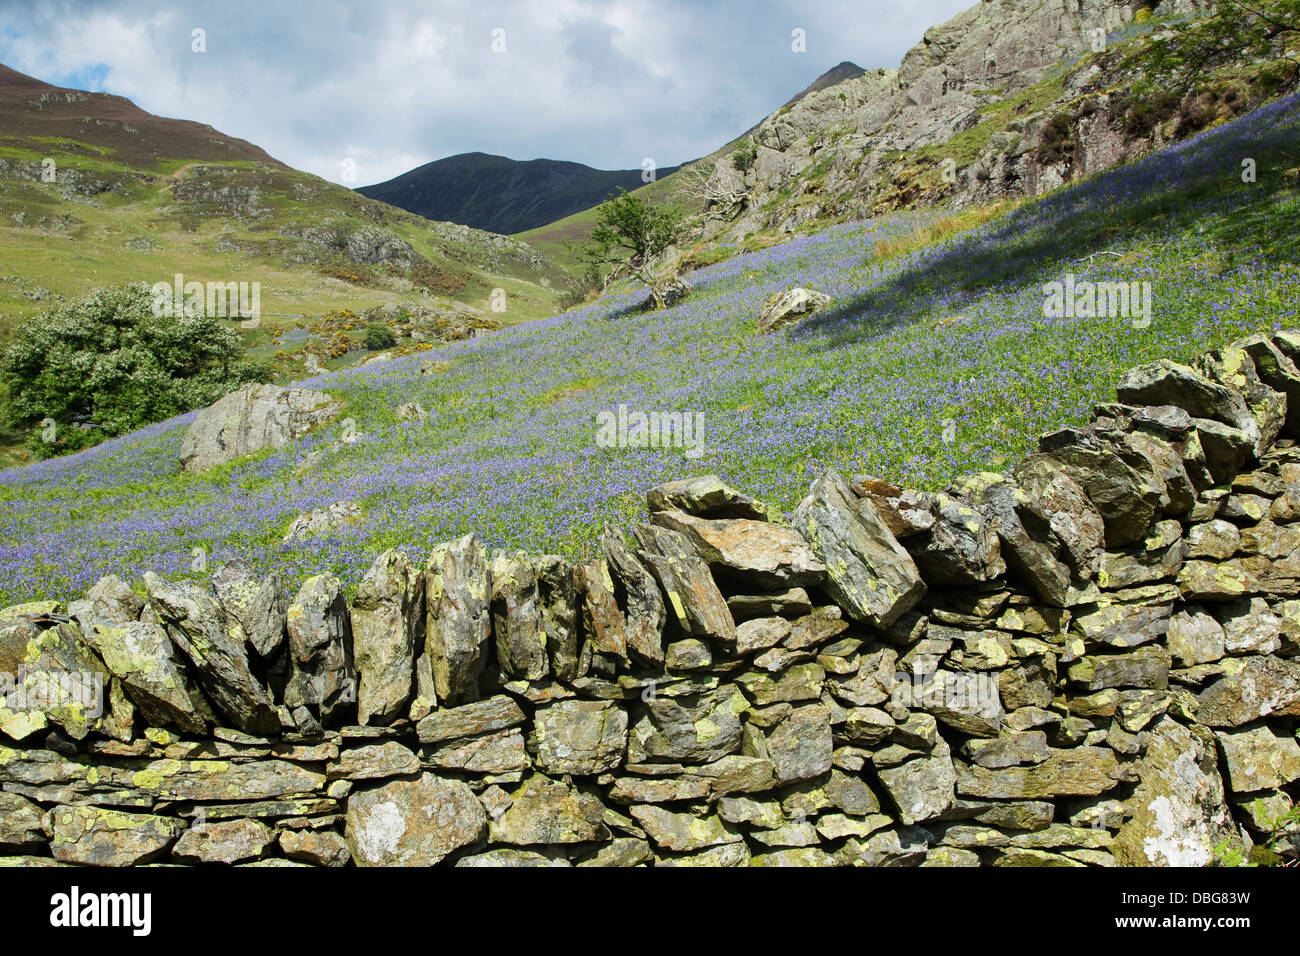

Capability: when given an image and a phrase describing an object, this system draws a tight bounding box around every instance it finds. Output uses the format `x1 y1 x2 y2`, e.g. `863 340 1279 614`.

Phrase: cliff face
697 0 1224 240
4 330 1300 867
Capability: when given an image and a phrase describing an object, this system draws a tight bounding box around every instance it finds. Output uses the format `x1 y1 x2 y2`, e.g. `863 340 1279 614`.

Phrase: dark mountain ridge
357 152 682 234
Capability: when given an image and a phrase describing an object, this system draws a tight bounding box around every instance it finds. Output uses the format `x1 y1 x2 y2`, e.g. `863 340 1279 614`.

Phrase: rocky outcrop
694 0 1218 241
179 383 340 473
5 330 1300 866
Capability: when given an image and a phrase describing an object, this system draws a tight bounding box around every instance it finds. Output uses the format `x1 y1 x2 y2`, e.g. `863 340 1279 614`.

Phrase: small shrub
363 323 397 350
1037 112 1077 164
732 140 759 174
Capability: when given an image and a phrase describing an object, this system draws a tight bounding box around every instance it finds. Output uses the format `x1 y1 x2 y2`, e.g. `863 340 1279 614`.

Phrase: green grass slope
2 89 1296 604
0 65 573 346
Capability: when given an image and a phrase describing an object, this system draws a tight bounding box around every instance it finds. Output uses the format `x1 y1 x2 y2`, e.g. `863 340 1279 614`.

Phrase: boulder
180 383 340 473
756 287 830 334
282 500 363 543
1116 360 1258 444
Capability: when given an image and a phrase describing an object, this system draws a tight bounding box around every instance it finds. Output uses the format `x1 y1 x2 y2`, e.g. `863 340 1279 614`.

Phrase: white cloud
0 0 975 184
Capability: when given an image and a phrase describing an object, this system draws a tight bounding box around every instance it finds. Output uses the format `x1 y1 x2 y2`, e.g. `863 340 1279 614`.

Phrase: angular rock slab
956 747 1121 799
211 559 288 660
629 685 748 764
489 551 548 681
422 534 491 706
173 818 276 865
351 549 424 726
0 620 111 741
144 573 279 736
416 695 526 744
1113 717 1242 867
650 509 825 587
345 773 486 866
284 574 356 727
534 555 584 682
575 557 628 662
47 804 186 866
79 618 209 734
489 775 607 845
792 468 925 628
647 475 783 521
528 699 627 775
878 736 957 825
1216 725 1300 793
767 704 834 785
633 523 735 643
602 528 666 666
1196 656 1300 728
1117 360 1258 444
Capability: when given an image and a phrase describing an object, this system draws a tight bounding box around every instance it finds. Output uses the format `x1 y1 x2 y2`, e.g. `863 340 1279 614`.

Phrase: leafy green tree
1130 0 1300 94
2 283 269 457
580 188 684 310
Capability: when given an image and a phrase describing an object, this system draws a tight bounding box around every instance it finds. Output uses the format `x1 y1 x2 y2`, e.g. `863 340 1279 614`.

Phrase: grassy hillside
0 66 573 350
2 89 1297 604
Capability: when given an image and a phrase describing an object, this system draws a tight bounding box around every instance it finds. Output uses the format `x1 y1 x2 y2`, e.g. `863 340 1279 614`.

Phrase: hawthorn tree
1 283 269 457
1130 0 1300 94
580 188 685 310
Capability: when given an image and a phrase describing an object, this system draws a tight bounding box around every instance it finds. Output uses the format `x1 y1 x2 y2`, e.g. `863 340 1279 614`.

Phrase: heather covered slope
1 91 1297 604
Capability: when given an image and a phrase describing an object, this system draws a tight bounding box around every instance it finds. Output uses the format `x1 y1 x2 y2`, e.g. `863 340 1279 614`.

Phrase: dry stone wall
5 332 1300 867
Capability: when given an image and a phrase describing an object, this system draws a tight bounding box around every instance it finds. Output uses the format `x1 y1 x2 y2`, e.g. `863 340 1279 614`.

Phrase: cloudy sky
0 0 972 186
